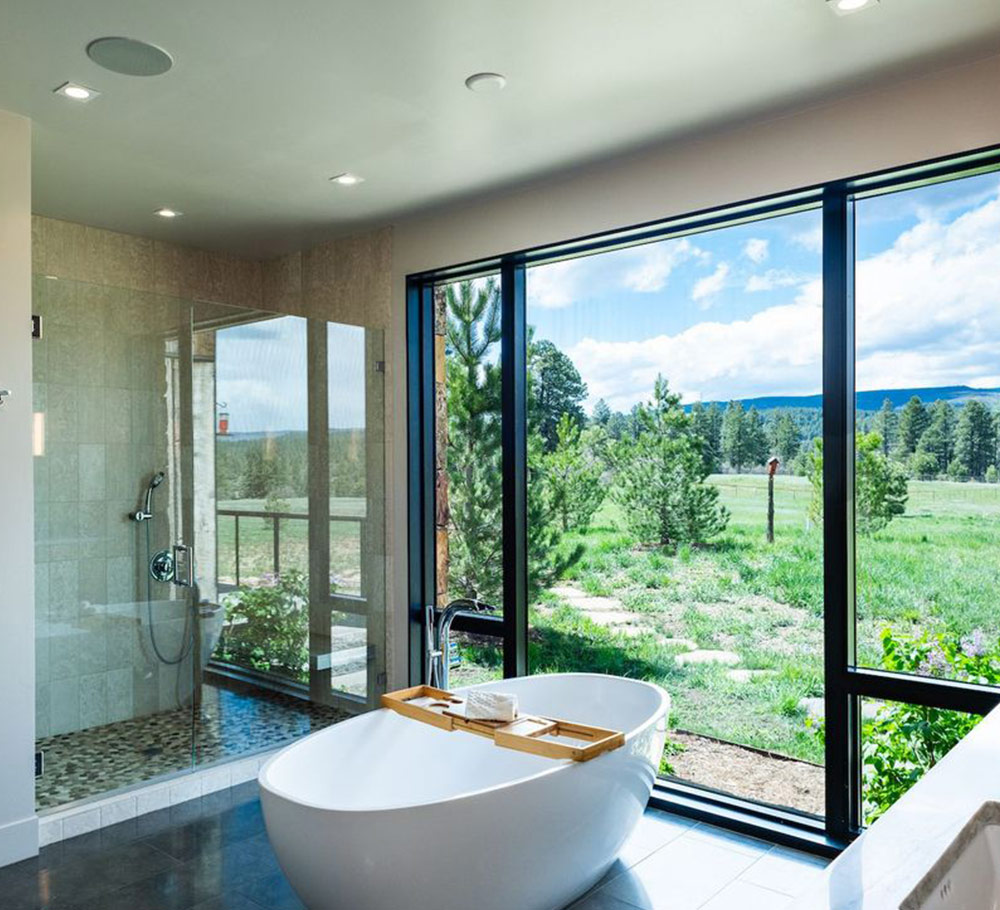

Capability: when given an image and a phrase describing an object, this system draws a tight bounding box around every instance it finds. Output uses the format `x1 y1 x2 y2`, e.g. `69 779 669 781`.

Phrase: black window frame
406 143 1000 856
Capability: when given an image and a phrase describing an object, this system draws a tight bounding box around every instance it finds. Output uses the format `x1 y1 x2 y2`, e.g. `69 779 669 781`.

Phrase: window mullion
501 258 528 677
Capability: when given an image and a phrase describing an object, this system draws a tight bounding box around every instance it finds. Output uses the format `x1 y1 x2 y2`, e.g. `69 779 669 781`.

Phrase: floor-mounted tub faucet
428 598 499 690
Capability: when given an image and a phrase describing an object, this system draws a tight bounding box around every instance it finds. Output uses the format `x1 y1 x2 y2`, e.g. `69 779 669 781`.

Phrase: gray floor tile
600 833 761 910
700 879 794 909
684 823 773 858
738 845 829 897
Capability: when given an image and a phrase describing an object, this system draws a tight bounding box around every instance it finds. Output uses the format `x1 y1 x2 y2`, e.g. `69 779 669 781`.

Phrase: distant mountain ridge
692 385 1000 412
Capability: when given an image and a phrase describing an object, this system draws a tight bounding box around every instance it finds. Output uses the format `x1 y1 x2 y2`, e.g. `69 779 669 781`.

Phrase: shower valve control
172 544 193 588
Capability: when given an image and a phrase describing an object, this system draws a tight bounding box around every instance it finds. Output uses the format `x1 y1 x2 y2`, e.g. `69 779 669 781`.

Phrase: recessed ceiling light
54 81 100 102
329 173 364 187
827 0 879 14
154 207 182 219
465 72 507 93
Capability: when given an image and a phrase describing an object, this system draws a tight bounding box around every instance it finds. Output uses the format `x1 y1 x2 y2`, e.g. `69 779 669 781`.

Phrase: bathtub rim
258 672 669 814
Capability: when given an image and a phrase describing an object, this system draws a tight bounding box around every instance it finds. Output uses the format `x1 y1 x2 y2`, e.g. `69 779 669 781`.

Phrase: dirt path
667 730 824 817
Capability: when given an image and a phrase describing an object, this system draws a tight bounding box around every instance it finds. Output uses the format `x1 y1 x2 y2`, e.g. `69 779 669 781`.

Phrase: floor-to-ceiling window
851 169 1000 823
432 276 506 684
408 146 1000 846
523 209 825 816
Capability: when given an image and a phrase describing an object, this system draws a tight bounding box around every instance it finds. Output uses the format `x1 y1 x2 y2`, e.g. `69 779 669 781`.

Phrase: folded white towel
465 690 519 722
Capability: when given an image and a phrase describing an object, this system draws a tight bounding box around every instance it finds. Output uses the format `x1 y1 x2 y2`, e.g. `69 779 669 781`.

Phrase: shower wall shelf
380 685 625 762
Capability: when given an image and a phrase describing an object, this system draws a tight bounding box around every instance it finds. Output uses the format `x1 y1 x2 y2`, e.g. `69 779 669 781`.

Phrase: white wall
387 52 1000 687
0 109 37 865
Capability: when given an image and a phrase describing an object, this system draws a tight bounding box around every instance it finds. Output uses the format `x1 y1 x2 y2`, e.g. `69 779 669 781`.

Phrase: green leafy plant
216 569 309 682
806 431 908 534
861 626 1000 823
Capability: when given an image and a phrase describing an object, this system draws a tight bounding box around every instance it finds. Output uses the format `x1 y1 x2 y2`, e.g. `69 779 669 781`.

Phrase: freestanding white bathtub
259 673 669 910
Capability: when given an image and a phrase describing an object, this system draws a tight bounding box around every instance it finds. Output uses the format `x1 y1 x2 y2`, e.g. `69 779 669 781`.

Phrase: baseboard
0 814 39 868
36 747 281 848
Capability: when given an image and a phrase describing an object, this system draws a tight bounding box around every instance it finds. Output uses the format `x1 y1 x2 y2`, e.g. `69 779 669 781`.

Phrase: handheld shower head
137 471 166 519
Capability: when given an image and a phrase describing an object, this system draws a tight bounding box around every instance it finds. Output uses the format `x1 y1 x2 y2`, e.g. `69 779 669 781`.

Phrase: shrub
806 432 908 534
216 569 309 682
855 432 908 534
862 626 1000 823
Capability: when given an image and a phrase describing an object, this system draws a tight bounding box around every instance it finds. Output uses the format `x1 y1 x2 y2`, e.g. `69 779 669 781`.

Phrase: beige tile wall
32 216 264 308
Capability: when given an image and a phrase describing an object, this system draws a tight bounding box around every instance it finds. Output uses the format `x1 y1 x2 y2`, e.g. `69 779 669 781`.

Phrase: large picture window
524 210 825 816
407 147 1000 847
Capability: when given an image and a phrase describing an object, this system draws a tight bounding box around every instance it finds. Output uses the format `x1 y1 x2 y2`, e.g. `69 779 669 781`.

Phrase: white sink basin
902 802 1000 909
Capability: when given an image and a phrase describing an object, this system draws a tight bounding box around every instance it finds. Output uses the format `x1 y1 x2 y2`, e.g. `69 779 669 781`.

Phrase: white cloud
692 262 730 305
743 238 769 263
744 269 809 293
569 282 822 412
793 225 823 254
566 188 1000 412
854 193 1000 390
526 259 583 309
622 238 706 293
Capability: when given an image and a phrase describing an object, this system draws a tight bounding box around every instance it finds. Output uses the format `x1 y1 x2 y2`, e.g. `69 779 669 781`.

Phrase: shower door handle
173 544 193 588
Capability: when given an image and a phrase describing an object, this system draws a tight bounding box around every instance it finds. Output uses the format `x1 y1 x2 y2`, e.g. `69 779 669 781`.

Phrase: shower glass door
33 275 386 811
187 303 386 770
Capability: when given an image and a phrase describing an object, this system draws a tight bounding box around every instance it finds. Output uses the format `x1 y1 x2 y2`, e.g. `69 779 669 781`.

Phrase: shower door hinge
31 315 43 339
35 750 44 778
373 360 385 373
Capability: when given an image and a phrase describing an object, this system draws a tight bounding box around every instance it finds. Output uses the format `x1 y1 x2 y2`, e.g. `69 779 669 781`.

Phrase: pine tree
691 401 723 473
954 400 997 480
444 280 504 601
745 406 769 467
897 396 929 457
873 398 899 458
721 401 747 472
528 337 587 452
610 377 728 547
542 414 606 533
770 412 801 465
591 398 611 426
915 400 955 475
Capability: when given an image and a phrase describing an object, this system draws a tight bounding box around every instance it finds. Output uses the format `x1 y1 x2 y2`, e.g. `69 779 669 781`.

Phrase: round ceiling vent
86 37 173 76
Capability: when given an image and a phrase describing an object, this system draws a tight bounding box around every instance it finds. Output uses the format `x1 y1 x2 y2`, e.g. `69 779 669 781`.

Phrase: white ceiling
2 0 999 258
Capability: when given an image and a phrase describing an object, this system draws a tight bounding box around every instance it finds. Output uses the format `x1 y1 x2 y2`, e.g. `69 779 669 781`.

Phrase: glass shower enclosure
33 277 386 810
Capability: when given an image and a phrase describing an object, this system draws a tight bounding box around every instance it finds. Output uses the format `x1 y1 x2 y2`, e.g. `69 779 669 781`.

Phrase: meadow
455 475 1000 791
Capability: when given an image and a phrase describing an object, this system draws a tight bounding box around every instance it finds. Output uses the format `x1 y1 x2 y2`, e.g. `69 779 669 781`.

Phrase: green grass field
458 474 1000 782
216 497 366 594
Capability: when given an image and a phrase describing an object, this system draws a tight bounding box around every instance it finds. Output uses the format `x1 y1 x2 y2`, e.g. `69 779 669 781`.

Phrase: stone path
675 649 740 667
548 585 778 679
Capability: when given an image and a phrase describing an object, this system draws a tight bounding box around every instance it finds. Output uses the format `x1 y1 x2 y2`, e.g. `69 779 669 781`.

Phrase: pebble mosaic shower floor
36 680 349 810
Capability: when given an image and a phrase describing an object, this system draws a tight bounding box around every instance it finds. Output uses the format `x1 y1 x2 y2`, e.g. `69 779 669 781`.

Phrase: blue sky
215 319 368 433
527 170 1000 413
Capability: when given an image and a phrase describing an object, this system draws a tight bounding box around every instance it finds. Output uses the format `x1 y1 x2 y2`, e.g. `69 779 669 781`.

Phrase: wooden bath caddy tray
380 685 625 762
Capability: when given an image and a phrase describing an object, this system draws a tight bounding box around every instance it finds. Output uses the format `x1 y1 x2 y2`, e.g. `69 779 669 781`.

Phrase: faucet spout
430 599 499 690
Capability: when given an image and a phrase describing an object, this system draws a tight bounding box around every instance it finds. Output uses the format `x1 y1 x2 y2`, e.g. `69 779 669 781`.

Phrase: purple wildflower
961 629 988 659
919 646 950 677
